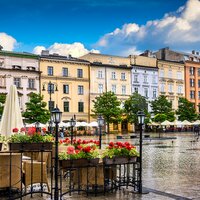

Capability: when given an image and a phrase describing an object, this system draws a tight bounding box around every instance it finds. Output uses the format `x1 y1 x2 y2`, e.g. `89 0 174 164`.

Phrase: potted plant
59 138 100 168
8 127 54 151
0 134 6 151
102 141 139 165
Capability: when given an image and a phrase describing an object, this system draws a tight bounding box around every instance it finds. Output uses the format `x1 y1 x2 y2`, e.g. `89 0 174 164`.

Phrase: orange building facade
185 61 200 112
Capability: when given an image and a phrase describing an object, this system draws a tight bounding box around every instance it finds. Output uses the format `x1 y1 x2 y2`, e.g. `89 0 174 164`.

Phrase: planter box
9 142 53 151
103 156 137 165
59 158 99 168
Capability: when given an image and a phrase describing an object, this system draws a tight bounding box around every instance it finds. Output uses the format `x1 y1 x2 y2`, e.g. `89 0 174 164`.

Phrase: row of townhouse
0 48 200 132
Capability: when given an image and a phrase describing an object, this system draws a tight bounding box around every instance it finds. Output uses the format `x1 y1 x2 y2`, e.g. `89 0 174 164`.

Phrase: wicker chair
23 152 50 192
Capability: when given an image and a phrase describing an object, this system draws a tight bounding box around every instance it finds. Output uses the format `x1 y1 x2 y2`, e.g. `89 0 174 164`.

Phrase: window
152 76 157 84
178 85 183 94
113 122 118 130
98 84 103 93
144 88 148 98
122 85 126 95
14 78 21 88
121 73 126 80
134 75 138 82
49 101 55 111
78 85 84 95
111 84 116 94
63 85 69 94
198 80 200 88
48 83 55 93
47 66 53 76
144 75 148 83
98 70 103 78
190 67 194 75
190 91 195 99
77 69 83 78
198 68 200 76
190 79 195 87
111 72 116 79
198 92 200 100
177 71 182 79
153 88 157 98
28 79 35 89
134 87 138 93
168 83 173 93
168 70 172 78
160 69 164 77
63 102 69 112
160 83 165 92
62 68 68 77
78 102 84 112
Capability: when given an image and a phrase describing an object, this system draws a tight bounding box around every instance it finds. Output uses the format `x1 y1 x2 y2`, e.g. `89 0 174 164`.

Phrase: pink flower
67 146 75 155
12 128 19 133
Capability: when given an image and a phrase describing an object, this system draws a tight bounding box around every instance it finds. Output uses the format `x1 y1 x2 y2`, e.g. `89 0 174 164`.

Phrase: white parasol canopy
192 120 200 125
88 121 98 127
181 120 192 126
0 85 23 137
26 122 47 128
161 120 173 126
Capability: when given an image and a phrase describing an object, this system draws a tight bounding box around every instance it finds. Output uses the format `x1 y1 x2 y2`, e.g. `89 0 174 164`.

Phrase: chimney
41 50 49 56
192 50 195 54
196 52 199 55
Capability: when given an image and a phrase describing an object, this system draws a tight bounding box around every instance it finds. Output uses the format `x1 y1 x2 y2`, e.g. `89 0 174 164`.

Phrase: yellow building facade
80 53 132 133
40 51 90 122
157 59 185 110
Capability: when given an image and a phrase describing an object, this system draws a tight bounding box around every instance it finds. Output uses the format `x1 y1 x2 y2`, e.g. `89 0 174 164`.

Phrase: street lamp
51 106 62 200
42 81 58 111
35 121 40 133
137 111 145 194
70 116 76 144
97 115 104 149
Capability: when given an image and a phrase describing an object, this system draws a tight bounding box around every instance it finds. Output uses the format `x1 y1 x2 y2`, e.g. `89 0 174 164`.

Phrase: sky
0 0 200 57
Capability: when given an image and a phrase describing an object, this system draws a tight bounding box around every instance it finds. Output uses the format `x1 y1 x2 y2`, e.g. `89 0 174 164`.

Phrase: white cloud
96 0 200 55
33 42 100 57
0 33 17 51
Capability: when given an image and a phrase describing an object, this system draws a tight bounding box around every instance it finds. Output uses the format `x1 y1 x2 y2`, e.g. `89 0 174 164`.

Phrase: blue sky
1 0 200 57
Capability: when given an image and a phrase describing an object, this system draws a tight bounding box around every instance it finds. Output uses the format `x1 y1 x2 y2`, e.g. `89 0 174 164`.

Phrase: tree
23 93 50 123
176 97 197 121
0 94 6 117
92 91 122 134
124 92 148 124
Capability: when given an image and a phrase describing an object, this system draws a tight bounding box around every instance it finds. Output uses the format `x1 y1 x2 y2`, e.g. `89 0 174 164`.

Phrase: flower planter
103 156 137 165
9 142 53 151
59 158 99 168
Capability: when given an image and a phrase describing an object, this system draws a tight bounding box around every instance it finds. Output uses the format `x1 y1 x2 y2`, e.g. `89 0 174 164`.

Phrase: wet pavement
21 132 200 199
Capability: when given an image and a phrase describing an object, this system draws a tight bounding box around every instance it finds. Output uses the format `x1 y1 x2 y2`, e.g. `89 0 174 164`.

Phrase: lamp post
42 81 58 111
51 106 62 200
137 111 145 194
35 121 40 133
97 115 104 149
70 116 76 144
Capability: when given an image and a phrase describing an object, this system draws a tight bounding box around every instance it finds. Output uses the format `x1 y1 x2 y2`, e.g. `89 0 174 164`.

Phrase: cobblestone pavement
10 133 200 199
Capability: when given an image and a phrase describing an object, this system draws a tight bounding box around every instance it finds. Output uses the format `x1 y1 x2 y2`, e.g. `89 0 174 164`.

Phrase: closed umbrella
0 85 23 137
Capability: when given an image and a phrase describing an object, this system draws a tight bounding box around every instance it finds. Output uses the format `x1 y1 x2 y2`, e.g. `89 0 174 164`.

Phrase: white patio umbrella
26 122 47 128
79 122 88 127
172 119 182 126
192 120 200 125
0 85 23 137
88 121 98 127
161 120 173 126
181 120 192 126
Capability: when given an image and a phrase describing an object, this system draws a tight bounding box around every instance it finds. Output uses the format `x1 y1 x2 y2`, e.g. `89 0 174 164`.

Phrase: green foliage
0 134 6 142
154 114 167 123
23 93 50 123
9 133 54 143
92 91 122 134
151 95 173 114
176 97 197 121
124 92 148 124
0 94 6 116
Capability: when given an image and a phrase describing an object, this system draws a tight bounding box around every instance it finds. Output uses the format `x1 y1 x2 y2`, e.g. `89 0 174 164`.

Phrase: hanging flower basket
59 158 99 168
9 142 53 151
103 156 137 165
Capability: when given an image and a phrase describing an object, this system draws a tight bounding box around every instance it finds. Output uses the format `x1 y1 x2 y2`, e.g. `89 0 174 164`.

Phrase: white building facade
0 50 40 111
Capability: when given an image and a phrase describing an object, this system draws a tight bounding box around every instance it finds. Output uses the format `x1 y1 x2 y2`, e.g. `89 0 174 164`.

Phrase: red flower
83 146 91 153
109 141 114 147
126 146 132 151
20 127 26 132
42 127 46 132
12 128 19 133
